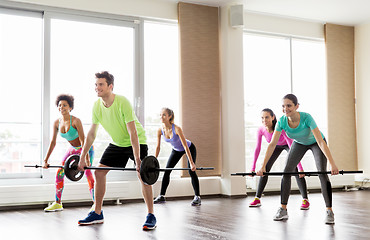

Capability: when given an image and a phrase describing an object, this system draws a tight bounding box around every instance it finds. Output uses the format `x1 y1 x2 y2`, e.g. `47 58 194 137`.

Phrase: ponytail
162 107 174 124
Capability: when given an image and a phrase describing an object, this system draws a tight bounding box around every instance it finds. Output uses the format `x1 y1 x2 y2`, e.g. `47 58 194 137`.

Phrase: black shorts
100 143 148 168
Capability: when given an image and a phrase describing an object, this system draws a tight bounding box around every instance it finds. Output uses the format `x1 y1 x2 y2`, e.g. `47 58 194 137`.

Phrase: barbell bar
25 154 214 185
231 170 363 177
25 165 64 169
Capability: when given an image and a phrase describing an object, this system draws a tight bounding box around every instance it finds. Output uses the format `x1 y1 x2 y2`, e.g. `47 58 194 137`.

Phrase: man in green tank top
77 71 156 230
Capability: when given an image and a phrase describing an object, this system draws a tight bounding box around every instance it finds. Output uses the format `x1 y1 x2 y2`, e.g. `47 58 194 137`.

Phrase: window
0 7 139 182
243 32 327 175
41 15 138 181
48 16 135 166
0 7 181 183
291 38 327 132
0 9 43 178
143 21 179 167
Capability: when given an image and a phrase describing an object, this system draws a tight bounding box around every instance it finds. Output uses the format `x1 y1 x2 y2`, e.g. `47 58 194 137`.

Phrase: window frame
0 3 169 184
0 7 43 180
43 12 141 182
142 19 181 173
243 30 327 176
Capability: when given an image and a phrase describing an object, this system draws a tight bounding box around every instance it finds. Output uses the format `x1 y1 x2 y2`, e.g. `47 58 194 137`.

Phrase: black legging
160 143 200 196
256 145 308 199
281 141 332 207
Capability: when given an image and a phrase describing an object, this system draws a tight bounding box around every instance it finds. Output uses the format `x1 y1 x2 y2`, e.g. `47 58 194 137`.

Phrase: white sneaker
325 209 335 224
273 207 288 221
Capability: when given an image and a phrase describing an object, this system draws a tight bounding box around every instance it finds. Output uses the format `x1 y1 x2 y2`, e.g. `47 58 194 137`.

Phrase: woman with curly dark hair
42 94 95 212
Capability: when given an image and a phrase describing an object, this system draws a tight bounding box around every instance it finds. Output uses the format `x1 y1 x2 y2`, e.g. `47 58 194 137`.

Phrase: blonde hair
162 107 174 124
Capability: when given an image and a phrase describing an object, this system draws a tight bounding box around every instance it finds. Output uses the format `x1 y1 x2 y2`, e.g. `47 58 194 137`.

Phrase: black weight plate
64 154 84 181
140 156 159 185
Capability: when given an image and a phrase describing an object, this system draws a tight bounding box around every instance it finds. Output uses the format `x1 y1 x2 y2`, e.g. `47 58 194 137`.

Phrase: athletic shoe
249 198 261 207
153 195 166 204
325 209 335 224
78 211 104 225
273 207 289 221
44 202 63 212
300 199 310 210
143 213 157 230
191 196 201 206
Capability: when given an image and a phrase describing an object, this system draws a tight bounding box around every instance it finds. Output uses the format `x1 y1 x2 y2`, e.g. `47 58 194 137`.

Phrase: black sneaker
154 195 166 204
191 196 201 206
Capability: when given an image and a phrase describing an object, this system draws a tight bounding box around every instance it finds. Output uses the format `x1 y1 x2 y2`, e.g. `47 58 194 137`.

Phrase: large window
48 17 135 165
143 21 179 167
0 10 43 178
39 16 138 181
0 7 180 182
244 32 327 174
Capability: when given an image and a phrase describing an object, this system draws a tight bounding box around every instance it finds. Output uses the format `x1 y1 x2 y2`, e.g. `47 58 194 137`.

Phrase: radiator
246 174 357 191
0 177 221 207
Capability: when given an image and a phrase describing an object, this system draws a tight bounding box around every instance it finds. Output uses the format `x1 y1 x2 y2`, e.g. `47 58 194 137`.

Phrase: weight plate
64 154 84 181
140 156 160 185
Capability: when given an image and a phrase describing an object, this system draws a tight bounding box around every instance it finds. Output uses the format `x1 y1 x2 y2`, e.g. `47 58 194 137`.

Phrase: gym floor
0 190 369 240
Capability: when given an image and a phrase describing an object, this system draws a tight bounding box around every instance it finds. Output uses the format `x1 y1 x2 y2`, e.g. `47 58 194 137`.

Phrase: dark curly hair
55 94 74 110
95 71 114 86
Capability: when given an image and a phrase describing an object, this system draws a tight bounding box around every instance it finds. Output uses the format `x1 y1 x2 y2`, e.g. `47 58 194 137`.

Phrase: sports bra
59 116 79 141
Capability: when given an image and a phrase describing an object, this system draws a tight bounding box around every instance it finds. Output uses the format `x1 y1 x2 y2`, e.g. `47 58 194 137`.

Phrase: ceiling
176 0 370 26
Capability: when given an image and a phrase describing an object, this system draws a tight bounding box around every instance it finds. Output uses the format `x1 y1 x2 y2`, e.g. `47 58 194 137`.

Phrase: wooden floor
0 190 369 240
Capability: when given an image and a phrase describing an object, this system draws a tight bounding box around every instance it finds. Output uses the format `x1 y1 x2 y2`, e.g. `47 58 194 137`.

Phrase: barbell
231 170 363 177
25 154 214 185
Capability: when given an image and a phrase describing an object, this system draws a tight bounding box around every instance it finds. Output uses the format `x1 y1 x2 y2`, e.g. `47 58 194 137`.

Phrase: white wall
244 11 324 39
219 4 247 196
8 0 178 20
355 23 370 181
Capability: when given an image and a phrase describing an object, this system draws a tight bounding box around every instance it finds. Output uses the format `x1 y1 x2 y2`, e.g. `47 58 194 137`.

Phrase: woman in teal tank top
42 94 95 212
257 94 339 224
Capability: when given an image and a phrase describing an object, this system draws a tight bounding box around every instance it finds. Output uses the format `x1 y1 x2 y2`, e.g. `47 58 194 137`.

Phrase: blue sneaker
142 213 157 230
78 211 104 225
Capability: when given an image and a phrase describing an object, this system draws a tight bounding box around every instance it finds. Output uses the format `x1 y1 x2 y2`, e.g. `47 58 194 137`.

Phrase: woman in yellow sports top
42 94 95 212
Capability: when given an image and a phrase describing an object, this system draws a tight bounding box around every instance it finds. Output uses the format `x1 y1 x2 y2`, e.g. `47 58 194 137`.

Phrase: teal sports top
59 116 79 141
275 112 325 145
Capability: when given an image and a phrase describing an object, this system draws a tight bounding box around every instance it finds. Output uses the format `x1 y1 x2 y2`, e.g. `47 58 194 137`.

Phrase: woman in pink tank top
249 108 309 210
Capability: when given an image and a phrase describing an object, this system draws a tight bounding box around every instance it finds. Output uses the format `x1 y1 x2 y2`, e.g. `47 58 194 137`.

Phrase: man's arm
126 121 141 171
78 124 98 170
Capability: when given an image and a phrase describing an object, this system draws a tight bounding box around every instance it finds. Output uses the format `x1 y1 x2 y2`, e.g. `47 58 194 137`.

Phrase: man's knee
94 170 108 179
